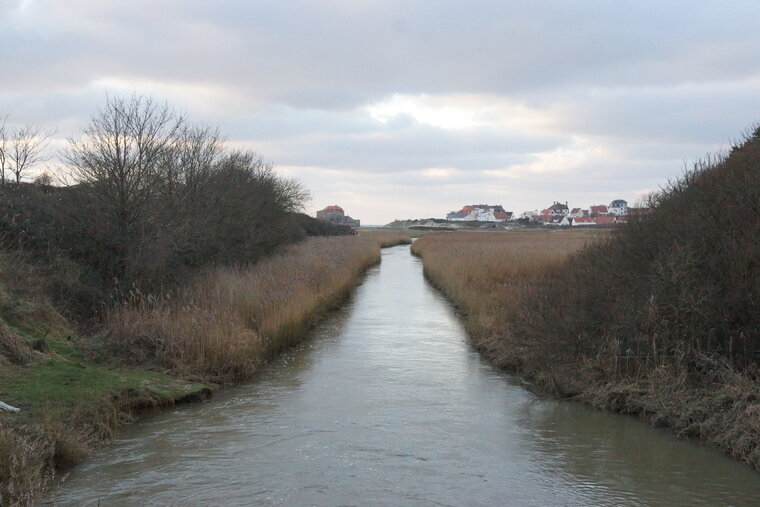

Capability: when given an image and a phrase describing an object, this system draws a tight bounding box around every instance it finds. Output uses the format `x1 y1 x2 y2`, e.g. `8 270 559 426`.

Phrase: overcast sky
2 1 759 223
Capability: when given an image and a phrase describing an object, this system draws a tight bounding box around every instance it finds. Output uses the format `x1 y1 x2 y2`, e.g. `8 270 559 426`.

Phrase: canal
54 245 760 505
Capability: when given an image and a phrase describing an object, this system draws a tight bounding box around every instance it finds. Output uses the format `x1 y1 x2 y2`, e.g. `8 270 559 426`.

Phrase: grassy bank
1 235 380 504
412 129 760 470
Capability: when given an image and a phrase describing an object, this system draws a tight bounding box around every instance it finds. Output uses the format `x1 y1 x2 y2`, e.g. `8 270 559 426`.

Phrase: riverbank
1 234 398 504
412 228 760 471
357 228 413 247
0 347 210 505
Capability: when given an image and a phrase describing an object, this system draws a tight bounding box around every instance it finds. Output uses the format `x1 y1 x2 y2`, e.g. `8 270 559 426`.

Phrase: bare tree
9 123 53 184
65 94 184 242
0 114 8 186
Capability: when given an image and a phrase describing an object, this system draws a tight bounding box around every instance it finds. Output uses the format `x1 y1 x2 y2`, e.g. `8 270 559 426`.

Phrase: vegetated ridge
413 126 760 470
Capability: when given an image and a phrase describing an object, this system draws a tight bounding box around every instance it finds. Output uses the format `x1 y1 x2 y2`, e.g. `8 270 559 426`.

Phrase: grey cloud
263 121 563 173
5 1 760 106
3 0 760 222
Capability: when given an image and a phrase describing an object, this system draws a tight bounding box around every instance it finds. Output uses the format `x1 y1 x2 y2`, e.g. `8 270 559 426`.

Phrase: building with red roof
446 204 512 222
316 205 360 227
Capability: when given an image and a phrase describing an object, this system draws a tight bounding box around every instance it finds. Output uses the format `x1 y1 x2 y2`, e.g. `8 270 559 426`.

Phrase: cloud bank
2 0 759 223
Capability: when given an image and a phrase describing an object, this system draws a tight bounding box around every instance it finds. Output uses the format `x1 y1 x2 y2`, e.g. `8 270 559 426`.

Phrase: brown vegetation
412 127 760 470
0 95 345 324
359 229 412 248
0 322 34 366
411 230 595 366
0 421 55 506
105 236 380 382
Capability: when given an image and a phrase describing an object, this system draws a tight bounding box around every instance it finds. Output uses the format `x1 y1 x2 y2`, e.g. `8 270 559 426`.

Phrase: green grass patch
0 335 209 422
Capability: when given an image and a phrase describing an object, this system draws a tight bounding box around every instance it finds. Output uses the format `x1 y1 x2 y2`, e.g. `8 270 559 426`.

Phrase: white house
447 204 510 222
608 199 628 216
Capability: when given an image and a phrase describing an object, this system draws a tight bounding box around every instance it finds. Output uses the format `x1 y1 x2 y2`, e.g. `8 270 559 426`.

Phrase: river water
54 245 760 506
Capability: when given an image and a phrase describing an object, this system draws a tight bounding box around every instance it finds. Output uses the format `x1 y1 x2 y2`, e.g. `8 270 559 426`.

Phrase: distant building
316 205 360 226
570 217 596 226
545 201 569 217
590 204 609 217
608 199 628 216
594 216 617 226
568 216 622 227
446 204 512 222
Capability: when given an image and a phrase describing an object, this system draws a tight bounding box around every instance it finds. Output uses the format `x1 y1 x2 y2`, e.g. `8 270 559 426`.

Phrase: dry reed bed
411 231 594 365
359 229 412 248
107 236 380 382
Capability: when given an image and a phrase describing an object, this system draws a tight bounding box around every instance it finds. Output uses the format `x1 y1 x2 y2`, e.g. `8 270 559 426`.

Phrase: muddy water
54 245 760 506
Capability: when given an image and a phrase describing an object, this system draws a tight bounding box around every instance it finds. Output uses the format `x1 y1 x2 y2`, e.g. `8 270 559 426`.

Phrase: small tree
9 123 53 184
33 171 53 186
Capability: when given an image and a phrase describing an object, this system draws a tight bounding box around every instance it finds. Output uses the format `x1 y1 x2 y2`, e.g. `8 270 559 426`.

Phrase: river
53 245 760 505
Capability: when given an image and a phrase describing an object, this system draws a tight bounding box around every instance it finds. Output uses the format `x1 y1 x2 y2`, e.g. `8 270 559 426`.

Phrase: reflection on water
53 246 760 506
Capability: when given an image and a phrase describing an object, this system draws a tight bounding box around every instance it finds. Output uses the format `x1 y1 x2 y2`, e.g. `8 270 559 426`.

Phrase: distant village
317 199 646 228
445 200 645 227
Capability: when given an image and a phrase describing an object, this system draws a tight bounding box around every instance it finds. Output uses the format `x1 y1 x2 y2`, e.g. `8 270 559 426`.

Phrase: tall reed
411 231 595 367
106 236 380 382
359 229 412 248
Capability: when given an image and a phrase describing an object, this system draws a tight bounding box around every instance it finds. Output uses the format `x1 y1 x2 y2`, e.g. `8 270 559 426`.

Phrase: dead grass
360 229 412 248
411 230 596 365
0 392 148 505
0 321 34 365
0 420 55 506
106 236 380 382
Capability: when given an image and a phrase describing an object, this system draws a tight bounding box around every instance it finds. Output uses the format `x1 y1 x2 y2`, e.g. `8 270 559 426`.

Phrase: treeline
0 95 348 322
